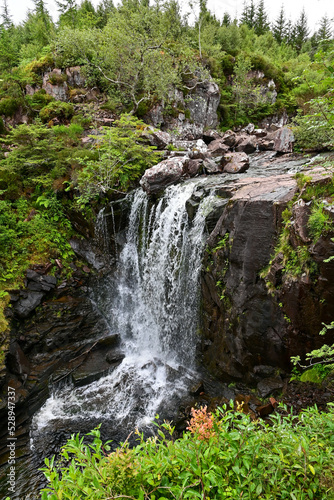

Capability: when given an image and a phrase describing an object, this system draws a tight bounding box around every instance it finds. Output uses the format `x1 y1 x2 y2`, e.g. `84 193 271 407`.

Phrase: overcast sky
5 0 334 33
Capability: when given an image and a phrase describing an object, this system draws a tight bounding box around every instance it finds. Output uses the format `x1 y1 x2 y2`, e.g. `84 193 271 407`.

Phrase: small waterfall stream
31 182 211 438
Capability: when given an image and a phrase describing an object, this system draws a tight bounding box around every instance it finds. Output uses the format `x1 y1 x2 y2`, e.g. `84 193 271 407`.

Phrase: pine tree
56 0 78 27
293 8 310 53
1 0 12 29
272 5 288 44
254 0 269 35
317 15 332 42
240 0 256 29
222 12 231 27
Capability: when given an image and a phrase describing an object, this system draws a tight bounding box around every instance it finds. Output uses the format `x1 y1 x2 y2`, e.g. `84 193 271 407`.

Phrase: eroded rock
222 152 250 173
140 157 188 195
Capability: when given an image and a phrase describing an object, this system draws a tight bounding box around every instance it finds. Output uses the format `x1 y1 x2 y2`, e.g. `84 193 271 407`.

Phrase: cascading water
31 182 211 437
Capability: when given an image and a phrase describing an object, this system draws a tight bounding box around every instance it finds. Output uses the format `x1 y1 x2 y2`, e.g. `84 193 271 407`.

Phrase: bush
0 97 20 117
40 404 334 500
39 101 74 123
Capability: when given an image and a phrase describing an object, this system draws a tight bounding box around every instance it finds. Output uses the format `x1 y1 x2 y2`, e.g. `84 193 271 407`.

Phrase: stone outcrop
144 80 220 139
200 162 334 386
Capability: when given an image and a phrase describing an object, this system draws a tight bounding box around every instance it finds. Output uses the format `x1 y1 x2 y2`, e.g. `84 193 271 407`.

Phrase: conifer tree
240 0 256 29
254 0 269 36
272 5 288 44
293 8 310 53
317 15 333 43
56 0 78 27
1 0 12 29
222 11 231 27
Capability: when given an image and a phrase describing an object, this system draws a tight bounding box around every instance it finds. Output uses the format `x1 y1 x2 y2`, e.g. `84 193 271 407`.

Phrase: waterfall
31 182 210 434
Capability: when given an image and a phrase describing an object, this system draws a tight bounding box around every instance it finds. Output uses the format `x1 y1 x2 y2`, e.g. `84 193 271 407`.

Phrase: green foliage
291 322 334 375
75 114 162 204
41 404 334 499
39 101 74 123
0 96 20 116
308 203 332 241
0 120 84 194
0 196 75 290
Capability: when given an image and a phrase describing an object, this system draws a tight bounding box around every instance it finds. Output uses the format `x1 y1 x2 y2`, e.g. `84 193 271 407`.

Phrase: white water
32 182 211 433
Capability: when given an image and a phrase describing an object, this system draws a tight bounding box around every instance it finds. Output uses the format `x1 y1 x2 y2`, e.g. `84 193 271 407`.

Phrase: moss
0 97 20 117
26 54 55 75
48 72 68 86
39 102 74 123
0 293 10 370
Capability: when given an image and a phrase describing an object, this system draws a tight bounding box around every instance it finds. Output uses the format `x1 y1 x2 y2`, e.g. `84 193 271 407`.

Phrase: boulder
203 158 223 174
222 130 237 148
222 152 250 173
186 159 203 177
142 127 172 149
241 123 255 135
273 126 294 153
202 129 223 144
208 139 230 157
235 135 257 154
140 157 188 195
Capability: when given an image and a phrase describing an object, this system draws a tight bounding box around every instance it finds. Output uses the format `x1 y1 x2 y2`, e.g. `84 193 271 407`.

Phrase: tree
240 0 256 29
315 15 333 51
1 0 12 29
272 5 288 44
222 12 231 27
292 8 310 53
254 0 269 36
56 0 78 27
55 0 204 114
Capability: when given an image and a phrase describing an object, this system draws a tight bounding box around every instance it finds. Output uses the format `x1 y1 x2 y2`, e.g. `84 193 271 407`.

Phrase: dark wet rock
273 126 294 153
207 139 229 157
257 377 284 398
222 152 249 173
189 381 205 396
265 252 284 287
105 351 125 364
70 237 109 271
140 157 188 195
12 291 44 319
7 342 31 379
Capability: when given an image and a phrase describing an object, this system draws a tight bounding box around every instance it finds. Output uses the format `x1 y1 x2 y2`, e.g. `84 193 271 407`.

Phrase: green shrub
308 203 331 241
40 403 334 499
28 89 54 111
0 97 20 117
39 101 74 123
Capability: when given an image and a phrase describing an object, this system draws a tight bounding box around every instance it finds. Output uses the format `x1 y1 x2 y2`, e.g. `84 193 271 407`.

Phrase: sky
5 0 334 33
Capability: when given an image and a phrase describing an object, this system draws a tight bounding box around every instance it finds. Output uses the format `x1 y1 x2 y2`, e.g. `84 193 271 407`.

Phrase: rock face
144 80 220 139
200 164 334 385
